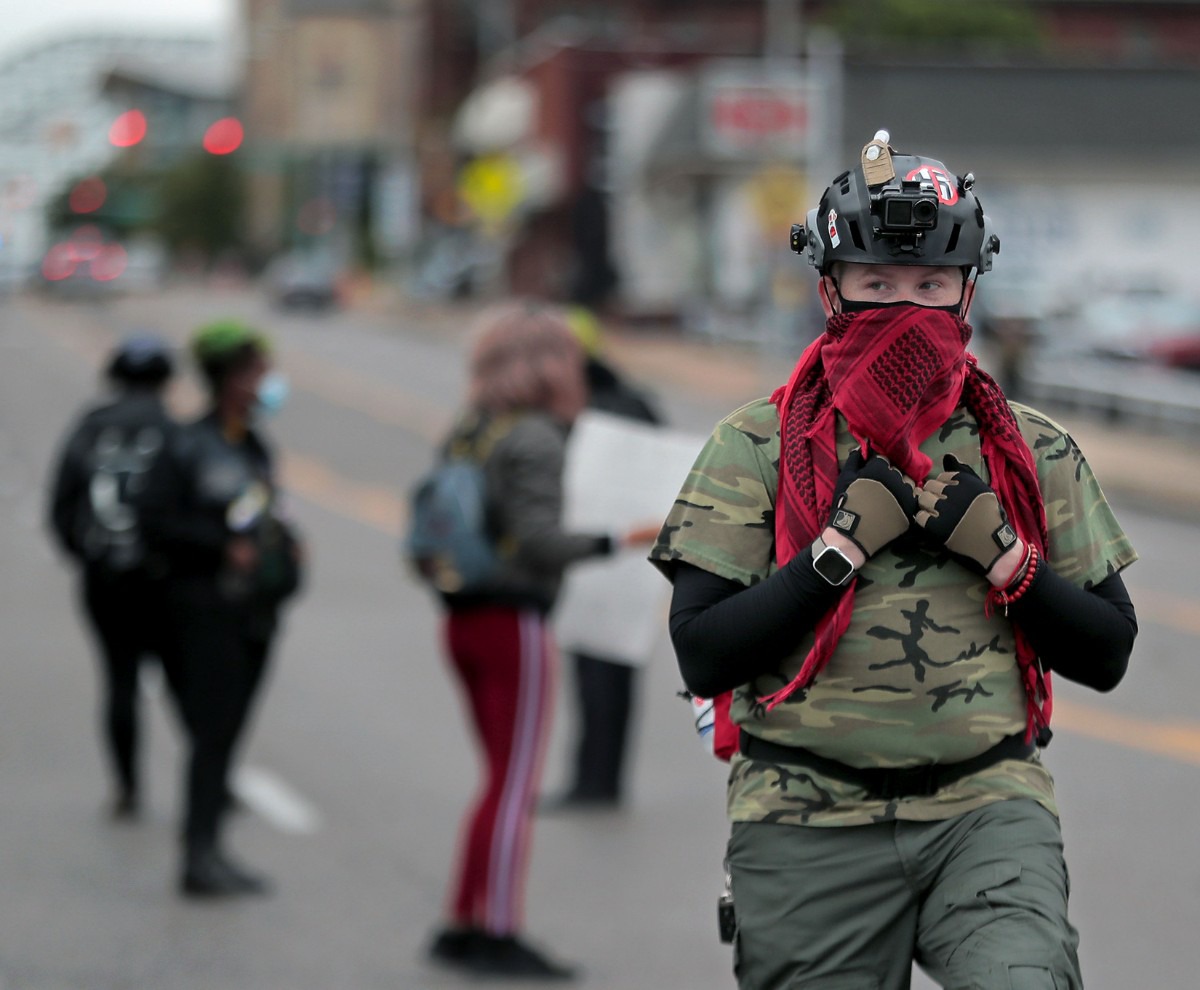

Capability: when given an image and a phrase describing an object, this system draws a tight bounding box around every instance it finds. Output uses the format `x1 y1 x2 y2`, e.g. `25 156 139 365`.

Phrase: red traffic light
203 117 244 155
110 109 147 148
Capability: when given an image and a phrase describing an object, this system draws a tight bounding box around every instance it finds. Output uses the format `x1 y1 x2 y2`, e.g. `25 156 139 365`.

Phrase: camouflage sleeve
649 400 778 587
1014 403 1139 588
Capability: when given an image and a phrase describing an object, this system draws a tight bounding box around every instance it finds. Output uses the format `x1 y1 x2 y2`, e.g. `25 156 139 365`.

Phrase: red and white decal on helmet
827 209 841 247
905 165 958 205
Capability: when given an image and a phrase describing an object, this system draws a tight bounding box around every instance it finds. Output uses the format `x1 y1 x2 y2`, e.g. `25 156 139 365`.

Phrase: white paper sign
554 410 707 666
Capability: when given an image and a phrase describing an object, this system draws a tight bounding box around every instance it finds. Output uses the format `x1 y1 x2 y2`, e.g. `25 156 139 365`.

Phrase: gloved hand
914 454 1021 575
826 449 918 559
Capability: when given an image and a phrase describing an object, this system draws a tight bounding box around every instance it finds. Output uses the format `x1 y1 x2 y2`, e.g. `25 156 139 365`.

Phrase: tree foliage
817 0 1045 53
154 154 245 261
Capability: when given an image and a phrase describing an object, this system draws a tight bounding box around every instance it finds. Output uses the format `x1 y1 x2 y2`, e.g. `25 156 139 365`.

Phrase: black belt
738 731 1036 801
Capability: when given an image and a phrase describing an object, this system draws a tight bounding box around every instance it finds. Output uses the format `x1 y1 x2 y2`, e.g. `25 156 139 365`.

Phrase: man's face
821 263 969 315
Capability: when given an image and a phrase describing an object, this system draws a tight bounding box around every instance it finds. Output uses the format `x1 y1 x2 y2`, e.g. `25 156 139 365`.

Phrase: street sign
699 60 815 161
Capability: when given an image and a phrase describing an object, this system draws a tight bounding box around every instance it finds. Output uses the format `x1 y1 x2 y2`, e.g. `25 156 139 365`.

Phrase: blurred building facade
409 0 1200 331
240 0 424 271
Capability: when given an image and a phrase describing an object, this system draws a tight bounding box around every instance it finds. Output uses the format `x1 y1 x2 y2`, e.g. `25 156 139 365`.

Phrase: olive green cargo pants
727 799 1082 990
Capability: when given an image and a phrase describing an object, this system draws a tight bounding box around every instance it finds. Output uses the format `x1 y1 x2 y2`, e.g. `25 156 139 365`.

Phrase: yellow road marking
280 451 405 538
1052 699 1200 768
1127 588 1200 638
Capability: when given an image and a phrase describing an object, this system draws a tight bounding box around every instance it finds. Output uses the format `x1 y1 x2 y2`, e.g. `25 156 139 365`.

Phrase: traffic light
203 118 244 155
109 110 147 148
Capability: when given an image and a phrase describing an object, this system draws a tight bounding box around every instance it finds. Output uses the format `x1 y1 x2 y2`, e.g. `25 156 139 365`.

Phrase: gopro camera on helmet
878 184 939 232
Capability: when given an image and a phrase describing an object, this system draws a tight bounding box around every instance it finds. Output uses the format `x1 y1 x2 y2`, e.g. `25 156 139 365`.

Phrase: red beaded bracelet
986 544 1040 617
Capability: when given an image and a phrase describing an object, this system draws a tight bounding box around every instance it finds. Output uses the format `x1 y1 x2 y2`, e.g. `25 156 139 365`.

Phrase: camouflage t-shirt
651 399 1138 827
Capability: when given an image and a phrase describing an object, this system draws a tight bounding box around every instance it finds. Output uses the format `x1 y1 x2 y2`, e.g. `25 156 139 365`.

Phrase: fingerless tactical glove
827 449 918 559
914 454 1020 575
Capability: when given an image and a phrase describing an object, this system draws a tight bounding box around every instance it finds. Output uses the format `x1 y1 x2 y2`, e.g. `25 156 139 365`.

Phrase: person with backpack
650 132 1139 989
48 334 181 819
419 300 651 981
135 319 303 898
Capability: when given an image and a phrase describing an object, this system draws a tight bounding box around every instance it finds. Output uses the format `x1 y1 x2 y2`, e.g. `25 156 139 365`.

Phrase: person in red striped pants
426 301 651 980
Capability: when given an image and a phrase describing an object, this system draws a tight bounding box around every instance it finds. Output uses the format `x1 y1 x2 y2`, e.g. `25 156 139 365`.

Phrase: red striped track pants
443 606 556 935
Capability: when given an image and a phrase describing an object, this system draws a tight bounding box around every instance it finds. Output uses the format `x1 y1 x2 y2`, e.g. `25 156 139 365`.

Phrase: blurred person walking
136 320 303 898
47 335 181 819
651 132 1138 989
543 306 663 811
423 301 649 980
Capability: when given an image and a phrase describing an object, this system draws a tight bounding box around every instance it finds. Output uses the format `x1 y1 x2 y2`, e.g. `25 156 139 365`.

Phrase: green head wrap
190 319 271 366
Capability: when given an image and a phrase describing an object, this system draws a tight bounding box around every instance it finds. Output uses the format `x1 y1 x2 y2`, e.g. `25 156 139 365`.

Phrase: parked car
1036 287 1200 370
38 231 166 298
264 250 342 311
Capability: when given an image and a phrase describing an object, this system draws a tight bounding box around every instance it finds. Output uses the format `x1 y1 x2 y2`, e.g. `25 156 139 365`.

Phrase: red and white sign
700 64 815 160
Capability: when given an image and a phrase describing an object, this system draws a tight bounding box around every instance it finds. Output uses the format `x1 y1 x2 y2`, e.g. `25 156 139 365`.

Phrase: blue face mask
255 371 289 419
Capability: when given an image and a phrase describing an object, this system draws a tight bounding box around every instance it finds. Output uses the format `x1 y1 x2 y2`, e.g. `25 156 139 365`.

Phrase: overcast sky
0 0 235 60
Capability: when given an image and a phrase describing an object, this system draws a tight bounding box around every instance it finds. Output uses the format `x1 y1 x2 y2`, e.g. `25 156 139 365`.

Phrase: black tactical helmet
105 333 174 387
791 130 999 276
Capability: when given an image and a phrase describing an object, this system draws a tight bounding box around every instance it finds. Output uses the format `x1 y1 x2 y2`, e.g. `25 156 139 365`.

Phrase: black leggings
82 573 179 797
167 583 272 852
569 653 636 800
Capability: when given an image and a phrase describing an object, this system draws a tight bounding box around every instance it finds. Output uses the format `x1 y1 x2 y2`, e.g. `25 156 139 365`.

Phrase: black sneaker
467 934 577 981
427 926 485 966
180 849 271 898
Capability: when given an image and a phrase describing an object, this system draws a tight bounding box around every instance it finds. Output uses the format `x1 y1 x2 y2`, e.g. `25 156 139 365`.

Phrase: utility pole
764 0 802 64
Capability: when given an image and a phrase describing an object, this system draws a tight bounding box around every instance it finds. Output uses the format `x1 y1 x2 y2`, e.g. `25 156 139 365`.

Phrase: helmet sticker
905 165 958 205
827 209 841 247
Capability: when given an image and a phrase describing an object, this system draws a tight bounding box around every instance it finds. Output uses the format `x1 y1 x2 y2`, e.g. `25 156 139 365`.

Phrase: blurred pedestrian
47 334 181 819
543 306 663 810
425 301 648 980
651 132 1139 989
135 319 303 898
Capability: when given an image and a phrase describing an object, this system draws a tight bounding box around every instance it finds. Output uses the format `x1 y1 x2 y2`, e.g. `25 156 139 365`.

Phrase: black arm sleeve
1008 564 1137 693
47 425 90 559
667 556 845 698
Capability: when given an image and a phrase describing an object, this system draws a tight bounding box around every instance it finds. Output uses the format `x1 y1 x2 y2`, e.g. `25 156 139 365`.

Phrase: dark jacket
134 412 301 617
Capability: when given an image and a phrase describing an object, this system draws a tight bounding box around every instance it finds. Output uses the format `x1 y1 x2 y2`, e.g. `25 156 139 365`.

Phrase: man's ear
817 275 840 317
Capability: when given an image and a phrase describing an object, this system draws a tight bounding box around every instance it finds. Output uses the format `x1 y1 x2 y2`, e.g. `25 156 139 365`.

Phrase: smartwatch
811 536 856 586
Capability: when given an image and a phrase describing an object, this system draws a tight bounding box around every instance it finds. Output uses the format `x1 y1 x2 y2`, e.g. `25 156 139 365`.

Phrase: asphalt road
2 284 1198 990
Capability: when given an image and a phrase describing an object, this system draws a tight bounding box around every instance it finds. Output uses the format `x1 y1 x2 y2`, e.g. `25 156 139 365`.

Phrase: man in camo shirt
650 132 1138 990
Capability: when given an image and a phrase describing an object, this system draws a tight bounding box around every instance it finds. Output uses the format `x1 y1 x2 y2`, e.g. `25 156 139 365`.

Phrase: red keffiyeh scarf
767 305 1052 742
